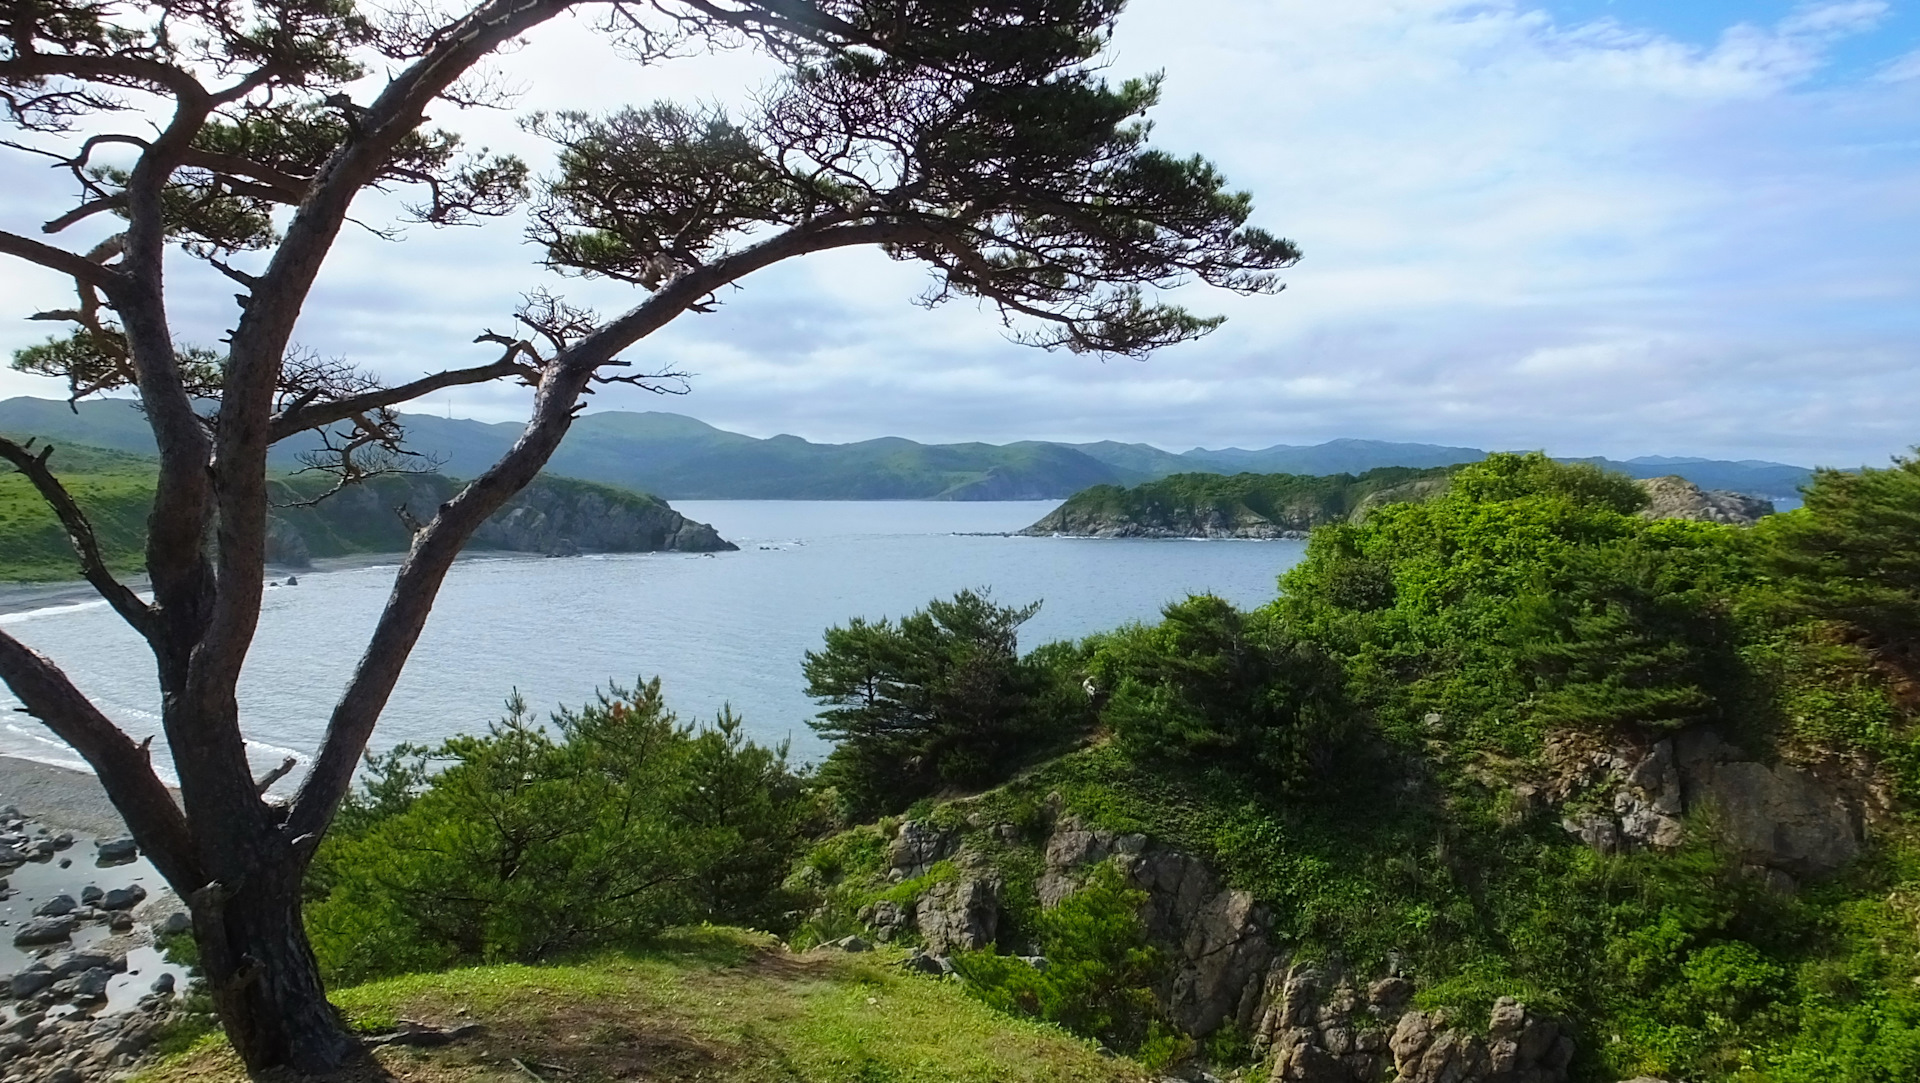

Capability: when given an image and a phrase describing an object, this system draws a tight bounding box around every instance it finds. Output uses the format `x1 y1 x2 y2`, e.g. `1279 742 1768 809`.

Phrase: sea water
0 501 1307 781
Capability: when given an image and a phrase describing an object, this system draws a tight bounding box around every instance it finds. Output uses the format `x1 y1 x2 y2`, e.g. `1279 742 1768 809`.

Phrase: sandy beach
0 757 132 839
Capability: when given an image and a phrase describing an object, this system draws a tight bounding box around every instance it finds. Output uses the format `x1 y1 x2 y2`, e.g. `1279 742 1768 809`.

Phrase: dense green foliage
791 451 1920 1082
306 681 818 984
1090 594 1348 787
951 863 1172 1058
256 446 1920 1083
1029 465 1453 534
1763 453 1920 652
805 590 1095 817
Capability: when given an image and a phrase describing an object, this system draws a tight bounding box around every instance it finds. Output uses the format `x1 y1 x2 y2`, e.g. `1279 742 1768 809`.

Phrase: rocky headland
1020 467 1453 539
1023 471 1774 539
263 472 735 569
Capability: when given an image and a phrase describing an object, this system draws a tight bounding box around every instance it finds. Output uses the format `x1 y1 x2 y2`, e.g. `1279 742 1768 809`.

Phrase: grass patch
133 927 1146 1083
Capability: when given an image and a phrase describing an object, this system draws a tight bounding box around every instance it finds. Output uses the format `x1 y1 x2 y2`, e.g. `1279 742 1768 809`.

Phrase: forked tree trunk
192 855 358 1073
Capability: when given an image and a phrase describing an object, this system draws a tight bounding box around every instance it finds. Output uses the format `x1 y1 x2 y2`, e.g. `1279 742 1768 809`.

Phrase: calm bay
0 501 1307 780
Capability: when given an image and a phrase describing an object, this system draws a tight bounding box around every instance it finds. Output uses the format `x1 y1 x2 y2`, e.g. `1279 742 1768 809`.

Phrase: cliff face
263 473 734 568
1635 475 1774 526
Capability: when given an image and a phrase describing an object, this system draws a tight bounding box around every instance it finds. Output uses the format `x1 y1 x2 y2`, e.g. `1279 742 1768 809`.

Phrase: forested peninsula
1023 467 1775 537
0 439 732 582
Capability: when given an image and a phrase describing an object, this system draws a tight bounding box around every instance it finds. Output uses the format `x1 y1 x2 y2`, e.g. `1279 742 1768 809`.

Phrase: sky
3 0 1919 466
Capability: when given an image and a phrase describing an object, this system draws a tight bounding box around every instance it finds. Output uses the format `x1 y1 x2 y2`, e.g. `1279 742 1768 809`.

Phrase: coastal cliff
262 472 734 568
1019 467 1452 538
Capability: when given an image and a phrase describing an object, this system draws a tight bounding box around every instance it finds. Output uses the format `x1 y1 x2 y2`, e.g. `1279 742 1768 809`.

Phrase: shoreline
0 754 134 839
0 549 544 618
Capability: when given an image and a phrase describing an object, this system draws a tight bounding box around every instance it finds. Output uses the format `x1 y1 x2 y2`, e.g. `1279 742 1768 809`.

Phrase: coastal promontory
1019 466 1453 538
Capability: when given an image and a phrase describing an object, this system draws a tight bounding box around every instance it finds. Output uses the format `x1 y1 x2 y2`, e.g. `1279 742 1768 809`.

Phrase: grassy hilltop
138 929 1146 1083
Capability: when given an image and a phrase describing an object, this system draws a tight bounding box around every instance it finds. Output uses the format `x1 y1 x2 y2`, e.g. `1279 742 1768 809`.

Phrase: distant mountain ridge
0 396 1817 501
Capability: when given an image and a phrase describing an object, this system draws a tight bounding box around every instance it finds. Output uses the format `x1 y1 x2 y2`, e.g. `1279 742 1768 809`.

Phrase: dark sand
0 756 132 838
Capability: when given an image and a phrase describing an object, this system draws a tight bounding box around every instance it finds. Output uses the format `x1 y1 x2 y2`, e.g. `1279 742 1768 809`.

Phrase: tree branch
0 631 200 890
0 438 158 640
267 356 538 444
0 229 119 287
283 215 933 845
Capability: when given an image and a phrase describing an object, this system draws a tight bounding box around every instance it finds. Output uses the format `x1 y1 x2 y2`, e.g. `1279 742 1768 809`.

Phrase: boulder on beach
12 916 74 947
94 837 136 864
101 884 146 911
32 894 76 918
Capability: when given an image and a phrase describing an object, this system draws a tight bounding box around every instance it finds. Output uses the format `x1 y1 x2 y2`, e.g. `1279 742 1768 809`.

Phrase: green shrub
950 863 1165 1053
306 680 816 983
806 589 1090 817
1091 594 1349 788
1763 451 1920 651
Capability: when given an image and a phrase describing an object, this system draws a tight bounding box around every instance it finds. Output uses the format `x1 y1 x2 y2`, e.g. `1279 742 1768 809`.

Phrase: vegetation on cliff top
1022 465 1456 535
795 452 1920 1081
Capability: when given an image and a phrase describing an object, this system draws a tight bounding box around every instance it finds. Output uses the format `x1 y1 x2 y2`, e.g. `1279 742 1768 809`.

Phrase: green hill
0 397 1816 501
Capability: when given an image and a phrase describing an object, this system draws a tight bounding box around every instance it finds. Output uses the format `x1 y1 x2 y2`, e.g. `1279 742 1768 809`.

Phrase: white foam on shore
0 597 116 624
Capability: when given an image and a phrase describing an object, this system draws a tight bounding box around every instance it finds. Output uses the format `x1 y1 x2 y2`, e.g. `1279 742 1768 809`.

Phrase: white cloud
3 0 1918 466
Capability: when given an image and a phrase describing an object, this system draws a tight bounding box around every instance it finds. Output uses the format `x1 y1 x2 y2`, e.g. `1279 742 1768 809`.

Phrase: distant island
0 439 732 582
0 396 1816 503
1022 468 1775 538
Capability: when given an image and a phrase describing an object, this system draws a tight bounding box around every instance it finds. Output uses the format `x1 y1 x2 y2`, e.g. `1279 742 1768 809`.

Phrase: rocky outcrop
470 480 733 555
1547 730 1865 884
1018 468 1453 540
263 515 312 568
1636 476 1773 526
1259 972 1571 1083
915 875 1002 955
1022 502 1314 540
265 471 734 563
863 811 1576 1083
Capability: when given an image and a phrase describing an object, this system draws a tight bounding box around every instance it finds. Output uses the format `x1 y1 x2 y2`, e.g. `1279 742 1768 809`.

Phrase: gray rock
155 911 191 937
1128 849 1272 1036
888 820 954 879
71 968 111 1000
49 833 72 851
1637 476 1774 526
47 951 120 978
12 916 74 947
1690 760 1860 877
78 886 101 906
94 837 136 863
100 884 147 910
857 899 913 942
149 973 175 995
32 894 76 918
901 950 952 976
824 935 871 953
915 875 1001 955
9 969 52 999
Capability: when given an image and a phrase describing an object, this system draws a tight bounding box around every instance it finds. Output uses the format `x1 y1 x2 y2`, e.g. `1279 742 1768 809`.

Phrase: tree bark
192 849 358 1072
